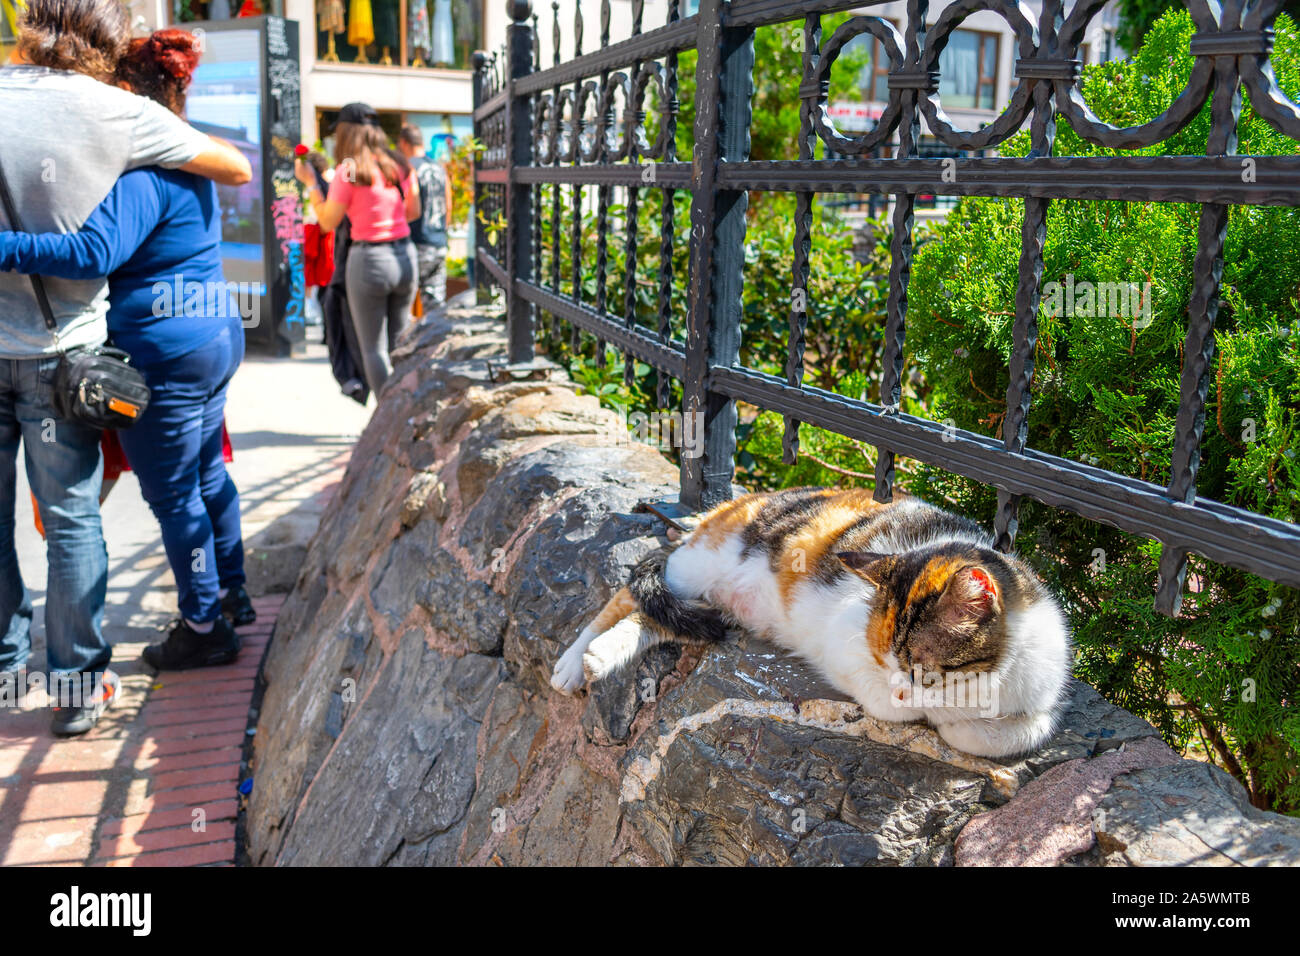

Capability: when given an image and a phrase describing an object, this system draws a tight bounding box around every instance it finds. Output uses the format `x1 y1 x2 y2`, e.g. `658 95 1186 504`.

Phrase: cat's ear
837 551 891 586
935 566 1002 632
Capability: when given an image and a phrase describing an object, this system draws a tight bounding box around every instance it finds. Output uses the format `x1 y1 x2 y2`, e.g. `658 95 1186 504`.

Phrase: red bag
303 222 335 288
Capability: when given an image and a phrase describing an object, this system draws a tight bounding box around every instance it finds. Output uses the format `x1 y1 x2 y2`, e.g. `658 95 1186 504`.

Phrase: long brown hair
17 0 129 81
115 30 201 116
334 121 410 189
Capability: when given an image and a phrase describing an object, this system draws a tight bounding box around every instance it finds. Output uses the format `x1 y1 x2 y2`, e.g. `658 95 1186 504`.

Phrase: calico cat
551 487 1072 758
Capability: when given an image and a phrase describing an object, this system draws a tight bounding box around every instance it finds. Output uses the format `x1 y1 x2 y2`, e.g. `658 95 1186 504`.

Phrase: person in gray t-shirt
0 0 252 736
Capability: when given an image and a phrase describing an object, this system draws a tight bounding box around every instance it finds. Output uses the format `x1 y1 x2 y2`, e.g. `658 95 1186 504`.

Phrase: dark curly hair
114 30 202 116
17 0 129 82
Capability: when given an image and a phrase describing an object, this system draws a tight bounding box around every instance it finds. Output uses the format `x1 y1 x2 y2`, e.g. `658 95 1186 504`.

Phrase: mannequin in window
409 0 431 67
434 0 454 67
348 0 374 63
319 0 345 62
373 0 398 65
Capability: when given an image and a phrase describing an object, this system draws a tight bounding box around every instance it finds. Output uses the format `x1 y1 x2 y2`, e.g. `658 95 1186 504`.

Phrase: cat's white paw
551 627 598 694
933 711 1056 758
551 647 587 694
581 617 648 683
581 645 616 683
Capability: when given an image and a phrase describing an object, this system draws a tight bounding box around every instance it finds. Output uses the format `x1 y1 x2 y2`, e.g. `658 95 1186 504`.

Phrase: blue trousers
118 322 245 624
0 355 110 677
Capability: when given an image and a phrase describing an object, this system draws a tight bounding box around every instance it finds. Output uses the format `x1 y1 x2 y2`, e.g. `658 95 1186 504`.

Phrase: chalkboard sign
186 16 304 356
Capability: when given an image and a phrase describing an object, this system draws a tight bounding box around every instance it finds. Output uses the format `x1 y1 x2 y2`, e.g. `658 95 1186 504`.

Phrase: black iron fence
471 0 1300 617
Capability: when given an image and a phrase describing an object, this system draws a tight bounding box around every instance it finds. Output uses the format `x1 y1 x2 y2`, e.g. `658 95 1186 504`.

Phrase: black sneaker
51 668 119 736
221 586 257 627
142 616 241 672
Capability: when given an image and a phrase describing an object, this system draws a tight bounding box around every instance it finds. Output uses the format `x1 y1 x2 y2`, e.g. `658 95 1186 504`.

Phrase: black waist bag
0 157 150 429
53 345 150 428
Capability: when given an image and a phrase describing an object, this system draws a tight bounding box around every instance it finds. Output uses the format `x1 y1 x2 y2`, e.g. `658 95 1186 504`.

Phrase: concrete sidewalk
0 339 372 865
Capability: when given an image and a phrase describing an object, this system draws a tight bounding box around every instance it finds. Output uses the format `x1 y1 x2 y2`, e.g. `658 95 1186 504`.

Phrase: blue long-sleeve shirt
0 166 243 366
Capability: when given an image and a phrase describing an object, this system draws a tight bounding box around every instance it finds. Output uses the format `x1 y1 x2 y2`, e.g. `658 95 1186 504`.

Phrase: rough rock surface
246 301 1300 866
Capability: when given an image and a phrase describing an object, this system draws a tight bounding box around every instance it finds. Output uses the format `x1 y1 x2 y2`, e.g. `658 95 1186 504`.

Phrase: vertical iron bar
595 0 612 368
505 2 535 364
623 1 644 388
1155 8 1242 615
549 2 561 337
531 11 542 340
471 50 492 306
655 0 680 409
680 0 754 510
993 0 1060 549
570 3 585 352
872 0 927 500
783 13 822 465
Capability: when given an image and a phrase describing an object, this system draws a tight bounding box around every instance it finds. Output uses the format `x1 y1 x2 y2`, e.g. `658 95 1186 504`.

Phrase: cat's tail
627 548 729 644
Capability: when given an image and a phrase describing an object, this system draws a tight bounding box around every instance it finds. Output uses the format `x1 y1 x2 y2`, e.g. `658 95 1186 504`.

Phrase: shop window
316 0 483 71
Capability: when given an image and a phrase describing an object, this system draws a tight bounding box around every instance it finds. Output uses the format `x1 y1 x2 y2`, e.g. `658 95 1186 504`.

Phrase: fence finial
507 0 532 23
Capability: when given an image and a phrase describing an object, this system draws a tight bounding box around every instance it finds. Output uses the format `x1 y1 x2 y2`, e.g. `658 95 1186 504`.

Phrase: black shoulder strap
0 157 60 335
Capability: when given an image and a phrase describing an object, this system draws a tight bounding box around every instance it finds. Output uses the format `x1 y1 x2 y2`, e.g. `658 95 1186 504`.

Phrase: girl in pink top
297 102 420 392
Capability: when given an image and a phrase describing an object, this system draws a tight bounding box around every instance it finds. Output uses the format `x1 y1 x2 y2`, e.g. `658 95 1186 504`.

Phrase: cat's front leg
581 613 665 683
930 711 1057 758
552 587 641 694
854 673 928 724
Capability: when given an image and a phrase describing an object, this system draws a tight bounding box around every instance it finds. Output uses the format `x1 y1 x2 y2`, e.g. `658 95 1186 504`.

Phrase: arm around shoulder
180 137 253 186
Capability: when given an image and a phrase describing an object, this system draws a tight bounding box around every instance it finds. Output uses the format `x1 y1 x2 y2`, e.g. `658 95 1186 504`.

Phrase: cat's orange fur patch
867 602 896 666
776 492 883 603
588 587 638 634
694 494 767 548
907 555 969 607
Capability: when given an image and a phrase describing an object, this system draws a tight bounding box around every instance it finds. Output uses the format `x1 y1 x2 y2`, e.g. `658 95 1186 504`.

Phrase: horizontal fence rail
473 0 1300 617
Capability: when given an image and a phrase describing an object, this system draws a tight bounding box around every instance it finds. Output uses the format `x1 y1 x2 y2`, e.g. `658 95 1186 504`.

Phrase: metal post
470 49 491 306
680 0 753 510
505 0 535 364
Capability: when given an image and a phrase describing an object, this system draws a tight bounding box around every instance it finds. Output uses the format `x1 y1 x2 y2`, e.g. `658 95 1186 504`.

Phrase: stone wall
246 301 1300 866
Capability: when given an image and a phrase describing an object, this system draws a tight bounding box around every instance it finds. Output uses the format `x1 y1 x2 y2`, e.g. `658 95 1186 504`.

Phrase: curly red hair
115 29 202 116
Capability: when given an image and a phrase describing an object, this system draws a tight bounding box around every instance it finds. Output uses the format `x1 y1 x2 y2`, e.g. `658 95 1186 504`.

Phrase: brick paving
0 595 283 866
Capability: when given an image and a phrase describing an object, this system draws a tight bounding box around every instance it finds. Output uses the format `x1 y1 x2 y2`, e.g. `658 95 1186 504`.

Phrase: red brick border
0 595 283 867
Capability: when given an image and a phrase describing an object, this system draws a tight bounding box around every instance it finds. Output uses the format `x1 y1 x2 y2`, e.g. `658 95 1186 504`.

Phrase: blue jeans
117 321 245 624
0 355 110 678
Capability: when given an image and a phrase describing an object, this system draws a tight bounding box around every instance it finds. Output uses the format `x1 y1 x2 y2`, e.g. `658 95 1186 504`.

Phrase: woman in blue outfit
0 30 255 670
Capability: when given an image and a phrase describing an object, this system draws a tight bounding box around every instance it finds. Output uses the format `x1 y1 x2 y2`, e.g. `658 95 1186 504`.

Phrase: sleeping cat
550 487 1072 758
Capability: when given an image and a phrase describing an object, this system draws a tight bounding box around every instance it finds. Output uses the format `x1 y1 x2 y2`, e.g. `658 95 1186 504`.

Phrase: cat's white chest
778 577 882 695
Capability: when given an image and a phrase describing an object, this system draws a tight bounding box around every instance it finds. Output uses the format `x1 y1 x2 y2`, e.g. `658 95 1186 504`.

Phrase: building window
862 28 997 111
937 29 997 110
315 0 484 71
1101 29 1122 62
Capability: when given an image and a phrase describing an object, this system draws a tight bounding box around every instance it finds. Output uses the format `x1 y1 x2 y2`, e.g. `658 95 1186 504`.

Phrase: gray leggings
345 239 417 393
